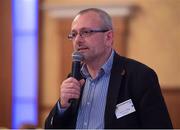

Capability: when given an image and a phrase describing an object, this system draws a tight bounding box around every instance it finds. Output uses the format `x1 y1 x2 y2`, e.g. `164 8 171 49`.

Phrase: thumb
79 79 85 87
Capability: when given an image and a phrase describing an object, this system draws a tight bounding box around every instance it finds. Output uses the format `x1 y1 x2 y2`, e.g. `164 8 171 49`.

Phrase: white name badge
115 99 136 119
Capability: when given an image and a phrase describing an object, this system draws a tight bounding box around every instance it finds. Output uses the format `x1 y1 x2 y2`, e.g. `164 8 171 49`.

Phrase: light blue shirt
76 50 114 129
57 50 114 129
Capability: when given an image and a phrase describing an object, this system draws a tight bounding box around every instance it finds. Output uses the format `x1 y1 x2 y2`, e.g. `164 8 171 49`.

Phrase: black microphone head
72 51 84 62
71 51 84 80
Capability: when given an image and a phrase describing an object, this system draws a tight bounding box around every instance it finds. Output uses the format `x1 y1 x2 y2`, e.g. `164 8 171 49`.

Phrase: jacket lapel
104 52 126 128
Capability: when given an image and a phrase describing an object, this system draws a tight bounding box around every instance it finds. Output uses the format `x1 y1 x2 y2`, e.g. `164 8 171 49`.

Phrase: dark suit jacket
45 52 173 129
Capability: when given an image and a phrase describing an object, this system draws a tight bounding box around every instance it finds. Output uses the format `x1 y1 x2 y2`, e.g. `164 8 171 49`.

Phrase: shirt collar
81 50 114 78
102 49 114 75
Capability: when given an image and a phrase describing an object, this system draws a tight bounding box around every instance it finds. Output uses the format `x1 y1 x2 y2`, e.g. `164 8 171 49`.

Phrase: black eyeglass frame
67 29 109 40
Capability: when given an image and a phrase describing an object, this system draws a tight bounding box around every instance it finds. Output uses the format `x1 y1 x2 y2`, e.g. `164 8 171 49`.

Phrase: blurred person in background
45 8 173 129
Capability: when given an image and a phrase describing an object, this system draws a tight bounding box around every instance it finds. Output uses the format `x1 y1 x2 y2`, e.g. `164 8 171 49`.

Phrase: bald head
74 8 113 30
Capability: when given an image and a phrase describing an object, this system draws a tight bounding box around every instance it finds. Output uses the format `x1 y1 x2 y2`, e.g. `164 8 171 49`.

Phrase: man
45 8 173 129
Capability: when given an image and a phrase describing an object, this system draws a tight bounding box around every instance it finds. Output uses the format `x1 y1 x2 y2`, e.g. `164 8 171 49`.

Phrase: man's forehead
72 12 102 29
74 12 100 21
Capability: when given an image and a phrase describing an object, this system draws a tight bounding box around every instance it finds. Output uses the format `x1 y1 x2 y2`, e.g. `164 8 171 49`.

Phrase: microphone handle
69 61 81 104
72 61 81 80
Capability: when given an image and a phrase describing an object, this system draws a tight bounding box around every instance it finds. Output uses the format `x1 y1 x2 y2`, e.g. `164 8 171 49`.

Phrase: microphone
71 51 84 80
69 51 84 104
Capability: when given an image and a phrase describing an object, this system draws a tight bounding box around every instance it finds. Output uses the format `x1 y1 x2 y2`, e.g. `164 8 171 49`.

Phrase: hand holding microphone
59 52 85 108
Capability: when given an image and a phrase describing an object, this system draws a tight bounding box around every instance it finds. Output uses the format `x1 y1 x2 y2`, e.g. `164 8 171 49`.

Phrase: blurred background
0 0 180 129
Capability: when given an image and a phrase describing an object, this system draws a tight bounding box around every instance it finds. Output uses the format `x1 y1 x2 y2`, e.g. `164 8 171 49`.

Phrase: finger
79 79 85 87
61 88 80 95
61 83 81 93
66 77 80 85
63 77 81 88
62 93 80 101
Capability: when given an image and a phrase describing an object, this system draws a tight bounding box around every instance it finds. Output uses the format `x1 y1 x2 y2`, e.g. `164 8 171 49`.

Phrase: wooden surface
0 0 12 128
162 88 180 128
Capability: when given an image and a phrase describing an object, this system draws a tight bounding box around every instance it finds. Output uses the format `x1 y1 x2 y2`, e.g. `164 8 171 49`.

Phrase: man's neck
86 49 112 79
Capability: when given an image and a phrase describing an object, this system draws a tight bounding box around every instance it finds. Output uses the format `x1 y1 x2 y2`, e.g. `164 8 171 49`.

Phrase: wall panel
0 0 12 128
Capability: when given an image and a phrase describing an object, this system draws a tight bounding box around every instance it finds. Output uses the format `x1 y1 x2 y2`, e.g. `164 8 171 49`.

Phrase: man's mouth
77 47 89 52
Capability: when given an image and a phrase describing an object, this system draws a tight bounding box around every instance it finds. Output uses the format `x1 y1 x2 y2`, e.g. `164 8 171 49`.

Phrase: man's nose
74 33 84 42
74 35 84 49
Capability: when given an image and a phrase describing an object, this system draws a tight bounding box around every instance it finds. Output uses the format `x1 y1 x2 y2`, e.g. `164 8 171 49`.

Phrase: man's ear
105 30 113 46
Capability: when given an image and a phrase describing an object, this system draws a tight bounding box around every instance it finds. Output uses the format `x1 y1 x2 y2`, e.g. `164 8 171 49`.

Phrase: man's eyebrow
70 29 76 32
71 27 92 32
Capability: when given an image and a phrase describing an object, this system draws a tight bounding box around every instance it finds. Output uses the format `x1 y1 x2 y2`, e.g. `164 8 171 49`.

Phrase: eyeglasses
68 29 109 40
